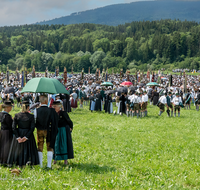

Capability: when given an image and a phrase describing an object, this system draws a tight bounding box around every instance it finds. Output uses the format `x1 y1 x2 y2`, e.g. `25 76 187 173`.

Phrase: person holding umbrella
35 94 58 168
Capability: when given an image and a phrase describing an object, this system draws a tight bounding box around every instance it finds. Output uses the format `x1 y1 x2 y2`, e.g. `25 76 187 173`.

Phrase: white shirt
131 95 141 103
142 94 148 102
159 95 167 104
172 96 182 105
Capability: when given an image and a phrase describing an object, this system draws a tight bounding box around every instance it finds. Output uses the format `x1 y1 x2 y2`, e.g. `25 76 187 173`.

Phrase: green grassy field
0 102 200 189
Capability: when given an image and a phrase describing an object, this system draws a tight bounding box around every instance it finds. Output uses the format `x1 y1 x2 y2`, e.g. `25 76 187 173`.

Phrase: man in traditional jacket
35 94 58 168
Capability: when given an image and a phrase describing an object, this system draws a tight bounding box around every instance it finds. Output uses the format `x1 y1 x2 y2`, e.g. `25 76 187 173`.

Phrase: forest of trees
0 19 200 73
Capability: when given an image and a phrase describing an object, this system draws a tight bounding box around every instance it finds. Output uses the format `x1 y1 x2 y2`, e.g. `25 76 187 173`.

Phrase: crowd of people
0 69 200 167
0 94 74 168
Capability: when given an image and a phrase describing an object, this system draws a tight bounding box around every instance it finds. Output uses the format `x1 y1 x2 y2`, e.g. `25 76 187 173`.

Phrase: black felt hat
2 101 12 107
52 100 62 105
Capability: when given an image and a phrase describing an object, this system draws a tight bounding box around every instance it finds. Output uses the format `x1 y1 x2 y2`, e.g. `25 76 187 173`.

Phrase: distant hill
37 1 200 26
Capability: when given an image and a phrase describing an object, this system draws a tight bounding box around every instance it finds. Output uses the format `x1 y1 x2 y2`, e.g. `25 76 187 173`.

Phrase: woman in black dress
52 101 74 165
7 101 39 167
118 92 126 114
152 87 159 105
0 101 13 165
104 93 113 114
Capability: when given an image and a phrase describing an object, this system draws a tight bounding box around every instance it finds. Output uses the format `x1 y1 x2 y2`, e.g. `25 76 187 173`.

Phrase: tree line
0 19 200 73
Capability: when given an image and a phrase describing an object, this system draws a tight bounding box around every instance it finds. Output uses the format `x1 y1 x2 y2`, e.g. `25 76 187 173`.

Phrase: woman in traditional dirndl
0 101 13 165
52 101 74 165
7 101 39 167
70 89 78 110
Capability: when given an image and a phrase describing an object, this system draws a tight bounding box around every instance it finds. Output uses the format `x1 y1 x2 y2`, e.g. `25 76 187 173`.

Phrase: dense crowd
0 70 200 167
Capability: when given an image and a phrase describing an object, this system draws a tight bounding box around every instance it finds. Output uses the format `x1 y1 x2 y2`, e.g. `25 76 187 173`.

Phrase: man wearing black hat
35 94 58 168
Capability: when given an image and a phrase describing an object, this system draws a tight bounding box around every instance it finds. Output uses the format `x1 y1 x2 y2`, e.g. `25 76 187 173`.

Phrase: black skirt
0 130 13 164
153 96 159 105
7 128 39 166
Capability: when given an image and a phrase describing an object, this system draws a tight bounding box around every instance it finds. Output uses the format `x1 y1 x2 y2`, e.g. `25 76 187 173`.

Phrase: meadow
0 102 200 189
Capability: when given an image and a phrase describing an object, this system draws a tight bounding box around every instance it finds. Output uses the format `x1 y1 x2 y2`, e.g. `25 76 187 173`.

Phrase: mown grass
0 102 200 189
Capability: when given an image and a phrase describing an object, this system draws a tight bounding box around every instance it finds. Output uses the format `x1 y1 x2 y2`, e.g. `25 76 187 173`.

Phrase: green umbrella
21 77 69 94
57 75 63 79
146 82 160 86
101 82 113 86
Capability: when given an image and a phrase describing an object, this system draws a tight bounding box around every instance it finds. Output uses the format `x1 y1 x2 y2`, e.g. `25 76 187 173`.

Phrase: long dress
61 94 71 113
54 111 74 161
70 93 78 108
152 91 159 105
7 112 39 166
0 112 13 164
94 93 103 111
89 95 96 111
118 95 126 114
104 95 113 114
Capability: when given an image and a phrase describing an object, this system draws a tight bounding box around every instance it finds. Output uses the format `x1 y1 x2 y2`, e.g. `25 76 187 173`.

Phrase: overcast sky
0 0 152 26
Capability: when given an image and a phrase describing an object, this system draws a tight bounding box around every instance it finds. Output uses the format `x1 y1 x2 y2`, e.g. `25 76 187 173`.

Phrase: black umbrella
129 86 138 91
117 87 128 93
4 87 15 94
105 90 116 94
139 83 145 87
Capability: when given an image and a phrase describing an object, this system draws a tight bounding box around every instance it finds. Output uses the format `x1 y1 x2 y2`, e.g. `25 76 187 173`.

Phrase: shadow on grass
70 163 116 174
55 162 116 174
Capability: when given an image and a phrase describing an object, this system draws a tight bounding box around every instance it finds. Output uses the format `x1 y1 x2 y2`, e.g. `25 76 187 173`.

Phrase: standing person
61 94 71 113
185 90 191 109
94 90 103 111
70 89 78 111
78 88 84 109
195 90 200 111
125 93 131 117
166 92 174 117
172 93 182 117
89 92 96 112
0 101 13 165
158 93 167 116
132 92 141 118
100 88 105 104
147 87 153 105
118 92 126 115
52 101 74 165
152 87 159 106
7 101 39 167
104 93 113 114
35 95 58 168
15 88 21 107
141 91 148 117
